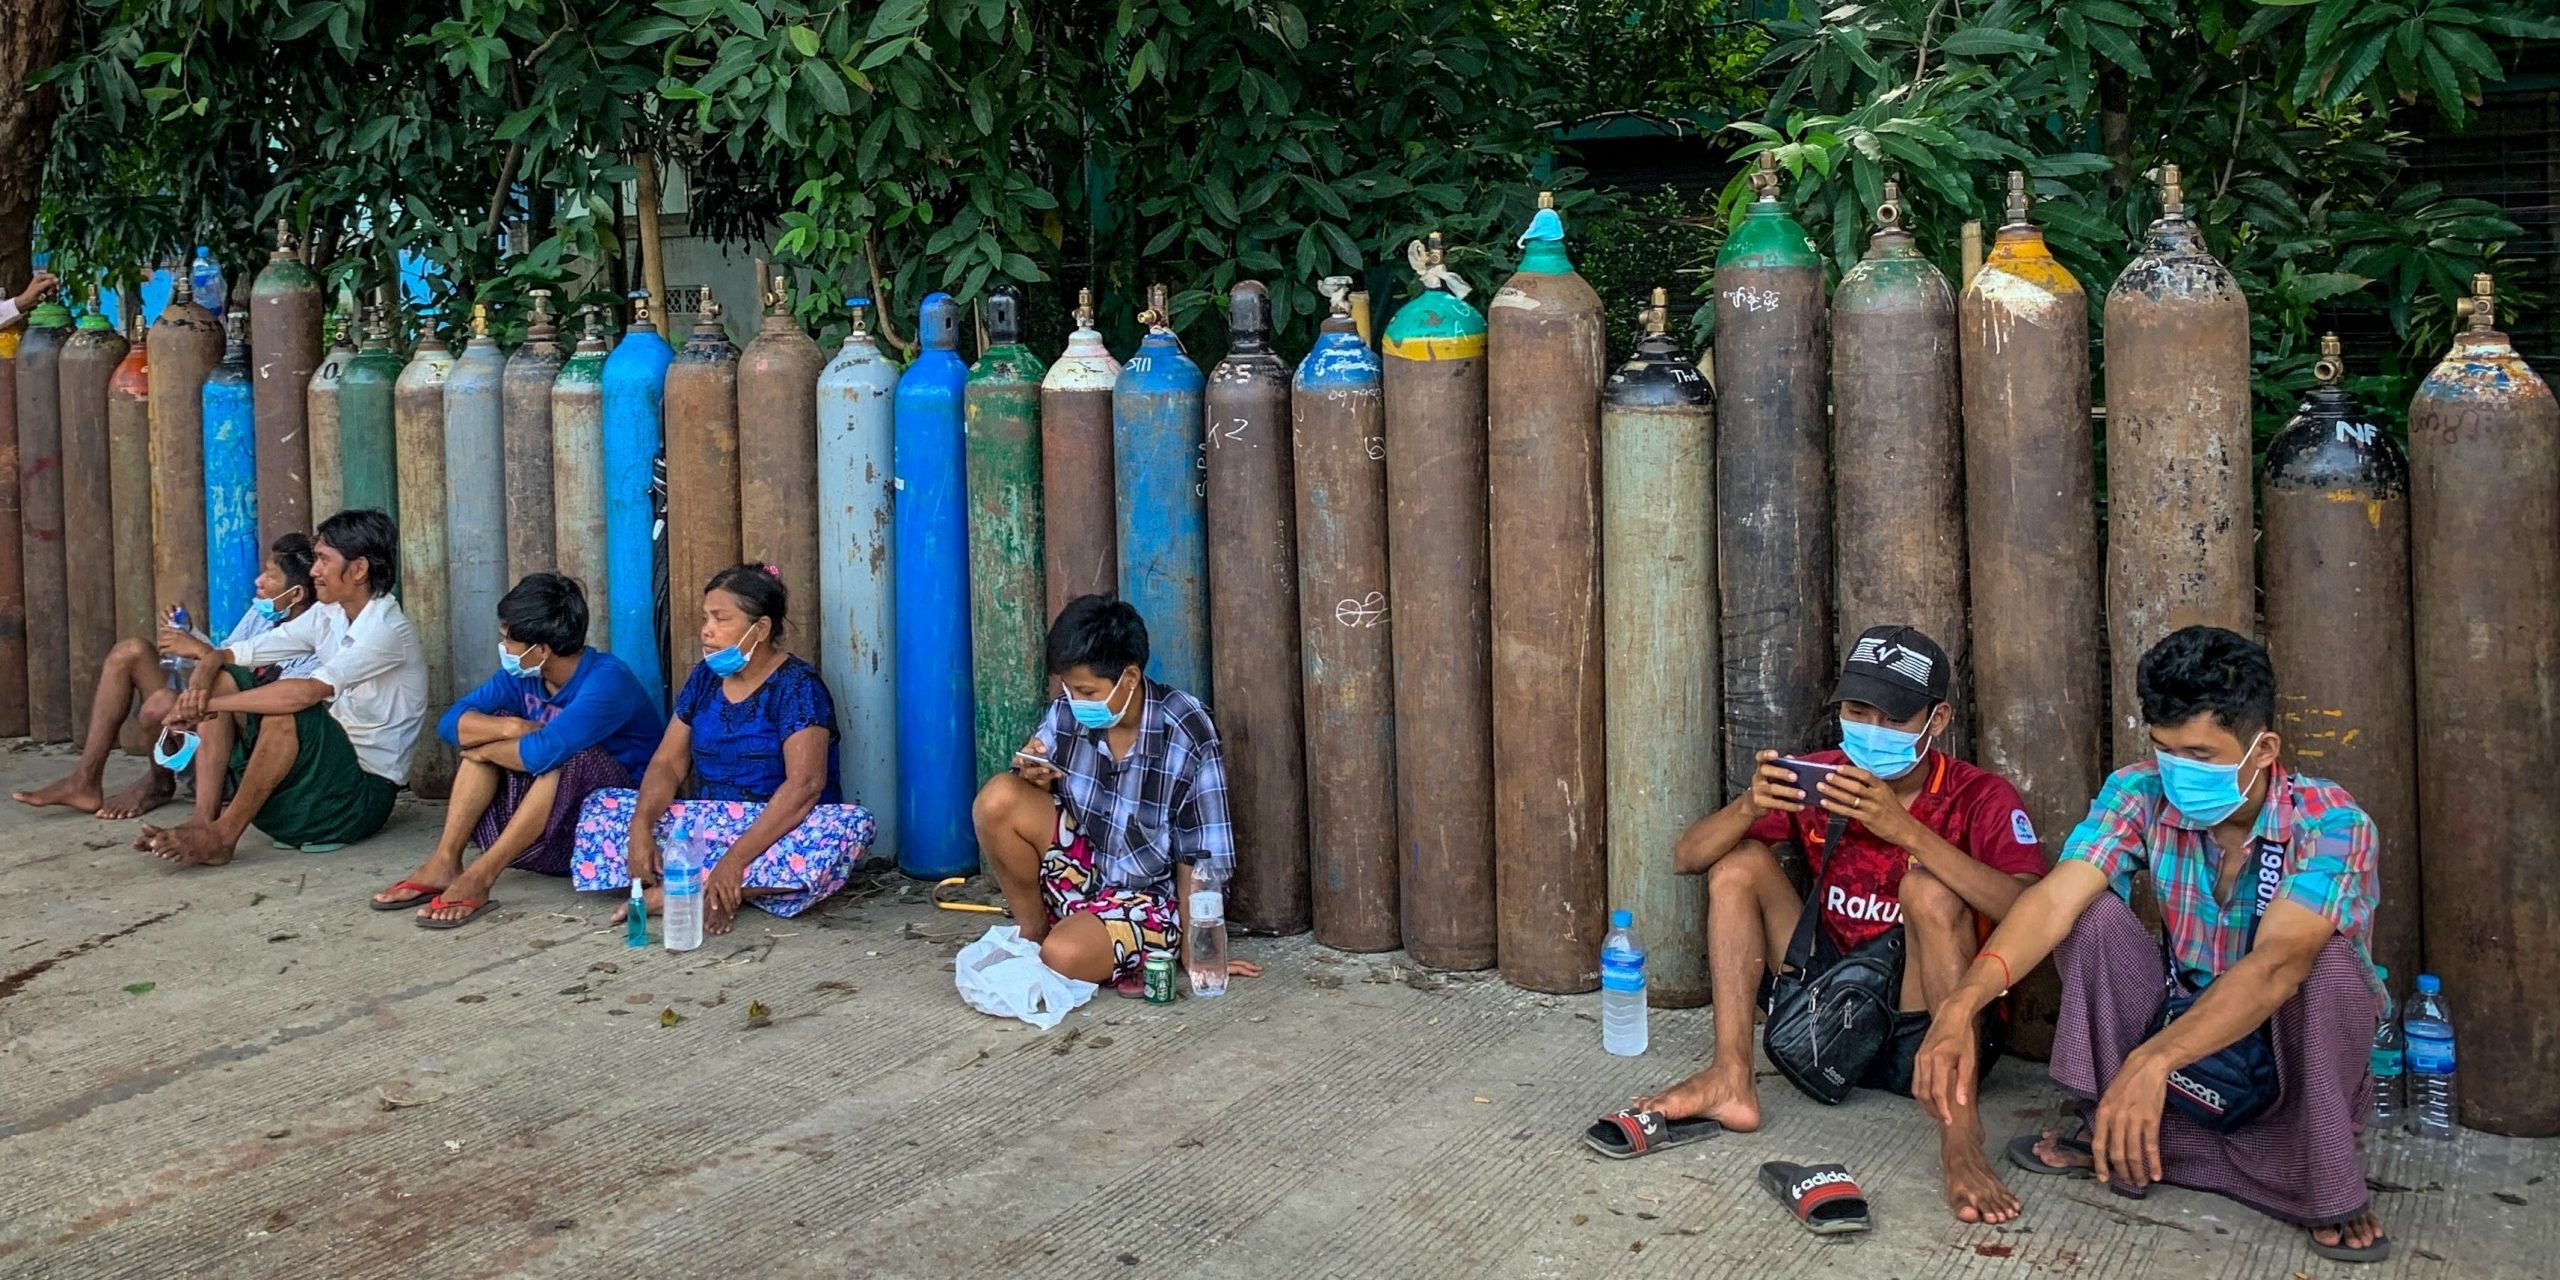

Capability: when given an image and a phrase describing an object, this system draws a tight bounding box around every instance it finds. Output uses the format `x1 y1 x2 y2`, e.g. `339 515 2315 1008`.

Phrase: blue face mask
1840 714 1936 780
2155 732 2269 826
704 623 765 678
1069 672 1135 730
252 585 300 623
152 729 200 772
498 642 540 679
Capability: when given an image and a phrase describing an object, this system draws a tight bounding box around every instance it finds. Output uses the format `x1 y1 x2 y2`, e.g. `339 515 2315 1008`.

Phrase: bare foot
13 772 104 813
609 885 665 923
417 863 504 923
2030 1127 2094 1172
148 819 237 867
373 852 461 905
1942 1131 2023 1224
96 771 176 821
1632 1060 1763 1133
2310 1208 2386 1254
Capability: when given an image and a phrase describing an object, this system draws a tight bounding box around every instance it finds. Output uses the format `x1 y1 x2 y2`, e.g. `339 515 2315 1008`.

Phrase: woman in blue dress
571 564 875 932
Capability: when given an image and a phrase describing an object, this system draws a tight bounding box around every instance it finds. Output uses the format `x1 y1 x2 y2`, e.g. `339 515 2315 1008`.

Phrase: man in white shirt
140 510 429 865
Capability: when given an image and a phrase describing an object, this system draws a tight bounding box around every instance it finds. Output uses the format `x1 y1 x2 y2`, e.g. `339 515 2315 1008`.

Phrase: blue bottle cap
1610 909 1632 929
2416 973 2441 993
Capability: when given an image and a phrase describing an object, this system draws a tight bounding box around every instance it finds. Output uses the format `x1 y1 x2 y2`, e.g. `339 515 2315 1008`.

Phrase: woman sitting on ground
571 564 874 933
14 533 321 819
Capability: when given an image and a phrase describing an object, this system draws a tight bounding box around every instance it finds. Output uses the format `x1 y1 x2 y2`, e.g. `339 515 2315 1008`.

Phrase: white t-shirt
215 605 325 680
225 593 429 784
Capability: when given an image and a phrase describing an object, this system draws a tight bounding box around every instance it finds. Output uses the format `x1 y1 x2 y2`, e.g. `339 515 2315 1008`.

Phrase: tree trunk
0 0 71 283
2099 64 2134 196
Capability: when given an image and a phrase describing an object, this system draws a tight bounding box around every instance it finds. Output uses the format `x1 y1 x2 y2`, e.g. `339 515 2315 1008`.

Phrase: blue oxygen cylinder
1113 283 1211 697
893 292 975 879
817 299 902 861
201 310 259 629
602 291 674 708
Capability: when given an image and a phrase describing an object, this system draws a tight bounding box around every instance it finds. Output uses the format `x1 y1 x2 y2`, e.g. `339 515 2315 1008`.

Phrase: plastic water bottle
1601 909 1648 1056
161 605 196 689
2405 972 2458 1139
1187 888 1228 997
2365 966 2403 1138
191 248 227 317
661 822 704 953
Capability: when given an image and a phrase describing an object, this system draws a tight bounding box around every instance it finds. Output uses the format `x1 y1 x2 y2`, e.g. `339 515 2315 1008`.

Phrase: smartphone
1011 749 1054 770
1776 756 1839 799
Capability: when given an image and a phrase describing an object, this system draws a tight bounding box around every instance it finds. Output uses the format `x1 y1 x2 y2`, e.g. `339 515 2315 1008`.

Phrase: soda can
1143 950 1177 1004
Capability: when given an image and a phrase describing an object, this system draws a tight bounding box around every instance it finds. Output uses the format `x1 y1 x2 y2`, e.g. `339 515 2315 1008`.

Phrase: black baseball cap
1830 624 1951 721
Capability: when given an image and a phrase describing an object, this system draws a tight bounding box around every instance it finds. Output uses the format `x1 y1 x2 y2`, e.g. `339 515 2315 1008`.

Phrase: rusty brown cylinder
1488 198 1607 994
2408 276 2560 1137
1293 287 1397 952
2261 338 2418 991
60 307 129 745
1832 186 1967 753
2102 165 2254 765
664 301 741 657
307 326 352 520
737 271 824 652
16 304 72 741
1206 280 1310 935
109 328 153 755
1960 176 2100 1060
1381 234 1496 971
250 224 322 548
1040 292 1119 620
149 278 221 636
0 347 16 737
502 292 567 579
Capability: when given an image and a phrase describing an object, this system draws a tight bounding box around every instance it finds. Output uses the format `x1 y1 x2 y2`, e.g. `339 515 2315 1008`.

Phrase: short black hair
269 532 316 599
2136 625 2276 737
1046 595 1148 679
316 509 398 596
703 563 786 638
498 572 588 655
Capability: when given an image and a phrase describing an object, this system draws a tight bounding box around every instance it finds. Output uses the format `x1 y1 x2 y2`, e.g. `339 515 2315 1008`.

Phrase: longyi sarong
475 746 633 877
569 788 874 917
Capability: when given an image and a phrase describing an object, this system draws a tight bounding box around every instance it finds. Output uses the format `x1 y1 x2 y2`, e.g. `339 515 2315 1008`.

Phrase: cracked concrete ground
0 745 2551 1279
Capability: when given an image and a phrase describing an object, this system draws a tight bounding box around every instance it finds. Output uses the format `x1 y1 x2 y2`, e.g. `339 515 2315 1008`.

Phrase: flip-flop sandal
414 897 500 930
370 880 444 911
1582 1109 1720 1160
297 842 348 853
1760 1161 1870 1235
2006 1129 2147 1199
2307 1222 2392 1264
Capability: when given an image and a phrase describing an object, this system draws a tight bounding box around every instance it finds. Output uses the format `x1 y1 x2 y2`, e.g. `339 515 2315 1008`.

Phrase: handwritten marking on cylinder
1720 285 1782 313
1364 436 1385 461
1335 592 1388 628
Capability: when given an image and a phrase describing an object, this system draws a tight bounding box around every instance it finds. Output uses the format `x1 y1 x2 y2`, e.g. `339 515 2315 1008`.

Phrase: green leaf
2323 30 2390 106
123 982 154 996
856 37 913 70
1935 28 2054 58
2429 25 2502 81
136 50 179 68
2283 271 2372 305
1144 222 1185 256
620 15 690 45
866 0 928 42
1201 177 1241 226
272 3 336 41
999 251 1045 282
968 77 993 134
352 115 399 151
721 0 768 39
1274 2 1309 48
788 24 820 57
803 59 849 113
1318 221 1361 268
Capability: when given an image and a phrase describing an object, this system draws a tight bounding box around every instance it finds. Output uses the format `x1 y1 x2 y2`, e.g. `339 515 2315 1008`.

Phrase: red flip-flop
414 897 500 930
370 880 444 911
1761 1161 1871 1235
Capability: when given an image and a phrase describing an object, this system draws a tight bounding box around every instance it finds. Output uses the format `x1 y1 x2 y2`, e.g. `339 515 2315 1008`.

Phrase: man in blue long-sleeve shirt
374 573 664 928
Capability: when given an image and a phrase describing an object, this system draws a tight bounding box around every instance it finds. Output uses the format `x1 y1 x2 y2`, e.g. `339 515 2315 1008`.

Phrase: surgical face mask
253 584 301 623
1839 713 1936 780
498 642 542 679
1069 671 1135 730
2155 731 2269 826
152 729 200 772
704 621 765 678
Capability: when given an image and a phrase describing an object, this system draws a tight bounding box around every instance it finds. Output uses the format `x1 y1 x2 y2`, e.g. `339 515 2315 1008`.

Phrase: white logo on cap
1851 635 1935 685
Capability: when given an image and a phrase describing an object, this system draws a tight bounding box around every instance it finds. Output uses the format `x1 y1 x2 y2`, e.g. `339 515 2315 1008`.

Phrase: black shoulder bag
2145 831 2288 1133
1763 813 1907 1105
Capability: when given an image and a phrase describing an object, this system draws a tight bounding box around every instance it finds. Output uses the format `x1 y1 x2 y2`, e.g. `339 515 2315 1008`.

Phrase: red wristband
1983 951 2013 993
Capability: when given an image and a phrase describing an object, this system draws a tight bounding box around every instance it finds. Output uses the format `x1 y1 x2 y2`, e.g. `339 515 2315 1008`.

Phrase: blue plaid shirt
1032 681 1235 897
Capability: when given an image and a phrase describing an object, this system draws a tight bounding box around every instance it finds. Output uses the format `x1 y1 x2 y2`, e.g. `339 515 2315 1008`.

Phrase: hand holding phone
1011 738 1062 790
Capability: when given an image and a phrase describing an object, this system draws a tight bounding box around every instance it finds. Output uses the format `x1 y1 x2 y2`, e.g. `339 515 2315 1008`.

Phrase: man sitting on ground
1913 625 2389 1263
1628 625 2047 1224
382 572 664 928
138 509 428 865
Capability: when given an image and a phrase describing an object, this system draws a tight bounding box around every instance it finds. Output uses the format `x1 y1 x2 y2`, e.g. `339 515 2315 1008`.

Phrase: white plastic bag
953 925 1098 1030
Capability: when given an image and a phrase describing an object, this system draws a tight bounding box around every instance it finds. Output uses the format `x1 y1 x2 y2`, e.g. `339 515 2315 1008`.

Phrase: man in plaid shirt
972 595 1261 990
1914 627 2391 1264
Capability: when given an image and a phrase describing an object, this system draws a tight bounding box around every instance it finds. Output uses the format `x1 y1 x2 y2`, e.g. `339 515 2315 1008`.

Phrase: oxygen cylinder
1832 184 1966 746
1962 173 2099 1060
1714 154 1833 805
818 299 900 857
202 311 259 637
339 307 402 522
551 313 610 646
664 301 740 666
149 275 222 631
894 293 976 879
249 220 322 547
601 292 675 707
1382 233 1496 971
738 267 825 650
444 304 507 692
0 324 16 739
2408 275 2560 1137
2262 335 2417 987
1041 289 1119 618
502 290 566 578
60 296 129 744
307 321 354 519
1488 193 1607 994
2103 164 2253 764
1602 289 1717 1008
17 300 71 740
1294 279 1397 952
1207 280 1310 935
1114 283 1211 698
395 316 457 799
964 286 1048 781
109 315 152 754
